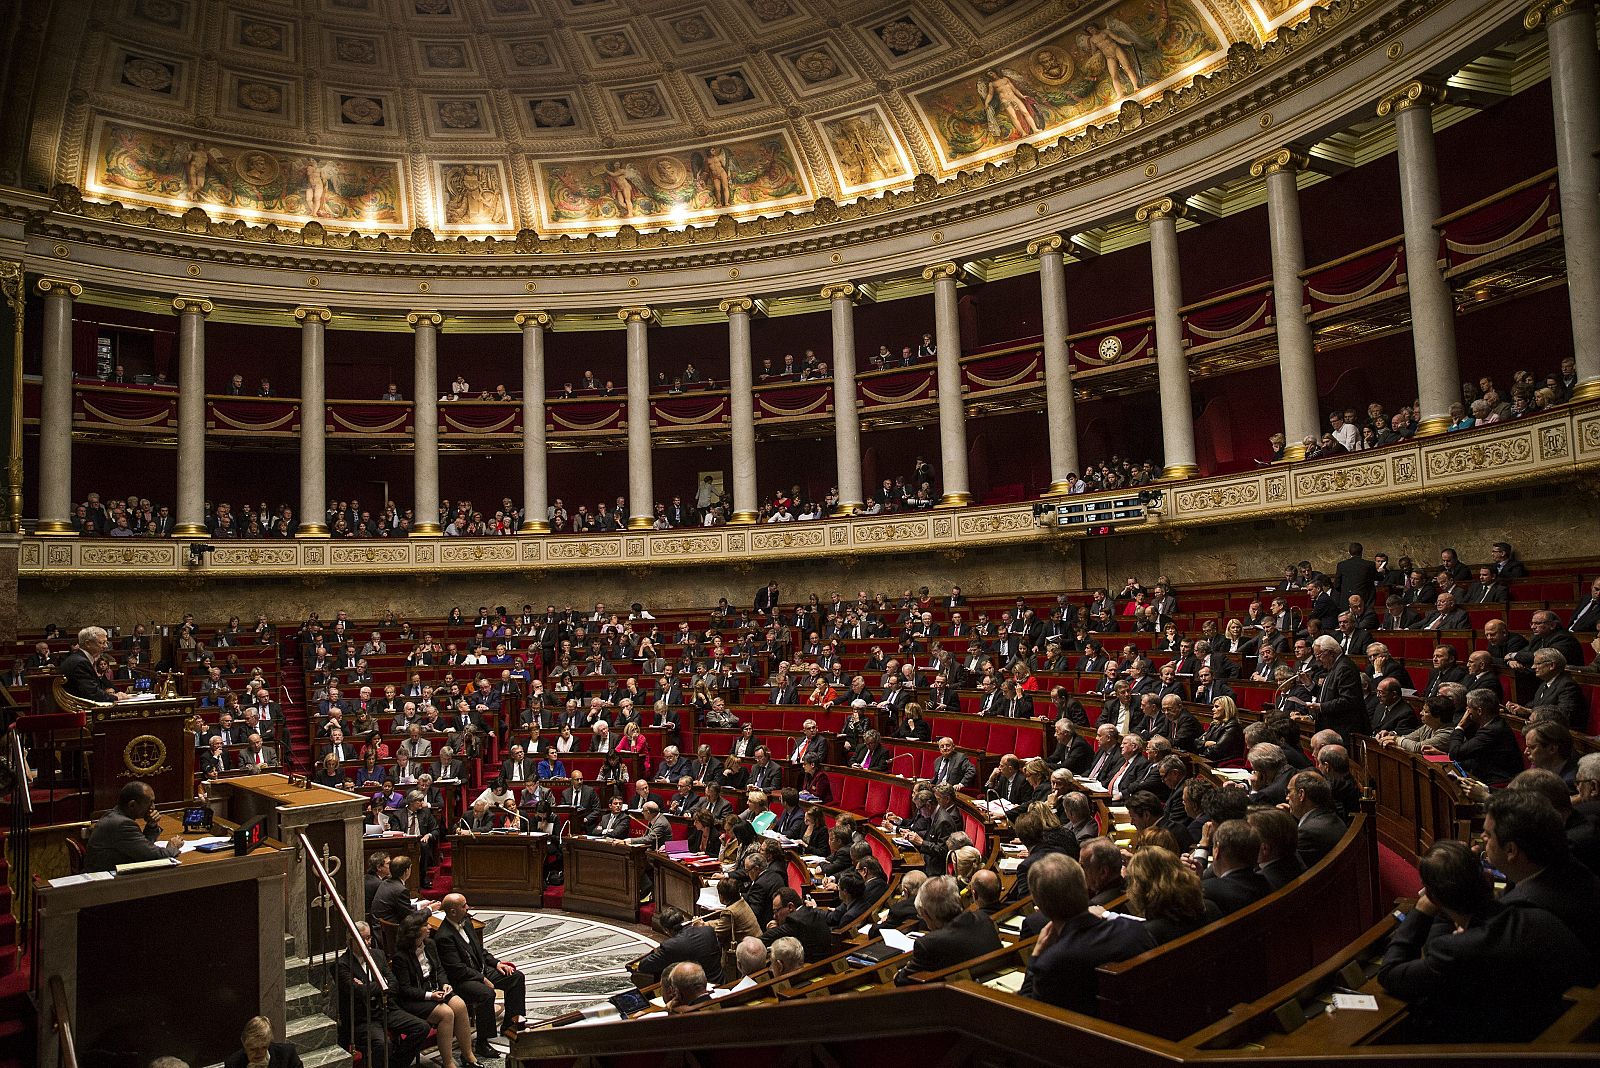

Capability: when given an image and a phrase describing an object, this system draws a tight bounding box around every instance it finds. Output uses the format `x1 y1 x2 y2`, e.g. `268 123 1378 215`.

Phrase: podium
561 836 648 922
206 774 366 957
35 813 288 1068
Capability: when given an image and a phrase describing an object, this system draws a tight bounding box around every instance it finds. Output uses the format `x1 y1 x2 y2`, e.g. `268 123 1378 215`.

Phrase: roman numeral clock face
1098 335 1123 362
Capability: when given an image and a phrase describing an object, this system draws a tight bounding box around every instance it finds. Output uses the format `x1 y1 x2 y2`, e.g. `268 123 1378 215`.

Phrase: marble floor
468 908 657 1050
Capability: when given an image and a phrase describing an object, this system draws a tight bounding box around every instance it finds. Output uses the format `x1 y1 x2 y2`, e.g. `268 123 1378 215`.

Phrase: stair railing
298 830 389 1066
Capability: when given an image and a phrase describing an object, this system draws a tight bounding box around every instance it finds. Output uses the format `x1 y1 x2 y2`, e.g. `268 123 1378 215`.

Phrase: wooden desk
34 817 288 1068
561 835 648 922
449 831 549 907
1361 740 1479 866
650 851 722 918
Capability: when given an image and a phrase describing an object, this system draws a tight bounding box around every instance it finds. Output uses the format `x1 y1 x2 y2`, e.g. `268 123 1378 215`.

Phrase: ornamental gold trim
172 296 214 315
293 306 332 323
1376 80 1446 117
718 297 755 317
36 277 83 298
123 734 168 776
1249 149 1311 178
820 282 857 302
1525 0 1590 29
1135 197 1185 223
921 262 959 282
617 306 657 325
406 310 443 329
514 311 552 329
1025 234 1065 257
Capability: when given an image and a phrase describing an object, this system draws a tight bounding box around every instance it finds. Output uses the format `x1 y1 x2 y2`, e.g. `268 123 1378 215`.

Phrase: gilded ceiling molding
1524 0 1590 28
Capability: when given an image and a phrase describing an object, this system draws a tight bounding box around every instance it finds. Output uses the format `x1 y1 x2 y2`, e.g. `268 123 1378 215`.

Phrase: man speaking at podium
85 781 181 871
63 626 126 702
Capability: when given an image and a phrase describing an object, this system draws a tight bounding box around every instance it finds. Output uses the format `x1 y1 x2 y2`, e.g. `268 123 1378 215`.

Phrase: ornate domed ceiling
7 0 1317 237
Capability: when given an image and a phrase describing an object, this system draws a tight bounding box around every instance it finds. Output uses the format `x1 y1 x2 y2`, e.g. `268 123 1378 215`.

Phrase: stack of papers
879 928 916 953
696 886 724 912
178 836 233 854
997 857 1023 873
48 871 114 888
1076 777 1105 792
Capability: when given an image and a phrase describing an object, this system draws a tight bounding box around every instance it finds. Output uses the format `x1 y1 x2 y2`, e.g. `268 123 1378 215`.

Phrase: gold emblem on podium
124 735 168 776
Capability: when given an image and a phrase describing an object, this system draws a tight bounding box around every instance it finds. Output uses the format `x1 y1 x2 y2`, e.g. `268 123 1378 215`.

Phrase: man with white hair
62 626 123 702
714 937 770 997
1297 634 1366 747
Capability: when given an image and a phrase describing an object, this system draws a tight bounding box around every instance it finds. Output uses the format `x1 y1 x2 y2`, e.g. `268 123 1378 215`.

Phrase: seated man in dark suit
434 893 526 1054
760 886 833 963
61 625 123 702
334 921 430 1068
893 875 1001 984
1506 648 1584 727
634 906 725 985
741 852 788 929
368 856 437 926
1379 839 1591 1042
84 780 181 871
1019 852 1157 1014
1443 688 1523 784
1486 787 1600 972
1286 771 1347 869
1200 819 1271 917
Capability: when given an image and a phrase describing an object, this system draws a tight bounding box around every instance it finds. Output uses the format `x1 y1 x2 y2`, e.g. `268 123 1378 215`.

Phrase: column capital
1376 80 1447 118
293 305 332 323
820 282 857 301
515 310 552 329
1249 148 1311 178
617 306 657 325
1025 234 1066 257
36 277 83 298
172 296 214 315
1525 0 1591 29
718 297 755 317
921 262 959 282
406 310 443 329
1135 197 1186 223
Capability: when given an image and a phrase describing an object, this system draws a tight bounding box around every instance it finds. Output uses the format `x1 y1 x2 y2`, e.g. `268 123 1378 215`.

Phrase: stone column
619 306 657 529
822 283 865 512
1529 0 1600 401
1378 81 1458 436
294 306 331 537
1028 236 1080 492
34 278 82 534
1252 150 1320 461
172 297 213 536
516 311 551 532
1137 198 1198 479
408 311 443 535
922 263 972 505
720 298 759 523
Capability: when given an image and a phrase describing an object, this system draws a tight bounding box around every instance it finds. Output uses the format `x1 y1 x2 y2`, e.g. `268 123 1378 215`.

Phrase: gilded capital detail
820 282 856 301
617 306 656 324
1525 0 1589 29
36 277 83 298
921 262 959 282
1376 80 1446 117
293 306 332 323
1026 234 1065 257
1249 148 1311 178
514 311 552 329
406 310 443 329
718 297 754 317
171 296 214 315
1135 197 1184 223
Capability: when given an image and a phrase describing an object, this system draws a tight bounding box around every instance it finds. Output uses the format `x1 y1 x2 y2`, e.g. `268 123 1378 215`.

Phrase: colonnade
28 24 1600 533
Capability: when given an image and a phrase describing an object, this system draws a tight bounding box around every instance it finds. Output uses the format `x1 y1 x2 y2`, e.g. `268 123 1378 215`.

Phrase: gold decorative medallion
124 734 168 776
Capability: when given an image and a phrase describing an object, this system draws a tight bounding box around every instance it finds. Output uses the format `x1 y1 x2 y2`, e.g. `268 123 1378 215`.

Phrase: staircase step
285 956 313 988
285 981 326 1022
298 1046 353 1068
285 1011 339 1053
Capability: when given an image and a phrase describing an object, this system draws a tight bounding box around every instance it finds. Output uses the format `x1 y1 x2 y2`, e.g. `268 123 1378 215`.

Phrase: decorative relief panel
1423 434 1533 479
520 541 544 561
211 546 297 567
1264 475 1288 502
1293 461 1388 497
829 527 850 546
546 540 623 560
413 544 435 563
1174 481 1261 512
1577 414 1600 458
624 538 645 557
438 542 518 564
331 544 410 565
1391 454 1419 485
854 519 931 543
932 517 954 538
957 511 1038 536
651 535 726 557
78 545 177 568
750 529 827 552
225 11 298 61
1541 424 1571 461
423 96 499 139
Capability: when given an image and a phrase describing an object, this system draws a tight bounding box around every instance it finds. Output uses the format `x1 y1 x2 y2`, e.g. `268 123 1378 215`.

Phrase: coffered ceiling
4 0 1319 236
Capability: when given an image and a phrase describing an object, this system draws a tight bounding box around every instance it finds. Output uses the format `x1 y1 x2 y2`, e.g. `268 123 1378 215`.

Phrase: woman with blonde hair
1125 846 1219 944
1221 618 1256 656
1199 695 1244 762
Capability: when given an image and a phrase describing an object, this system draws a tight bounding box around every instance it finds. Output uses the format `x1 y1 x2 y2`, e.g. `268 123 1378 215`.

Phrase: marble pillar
35 278 81 534
619 306 657 530
1379 81 1458 436
516 311 551 532
408 311 442 535
1028 235 1080 493
1529 0 1600 401
1137 198 1198 479
823 283 864 512
1252 150 1319 461
172 297 213 536
720 298 759 524
294 306 331 537
923 263 972 506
